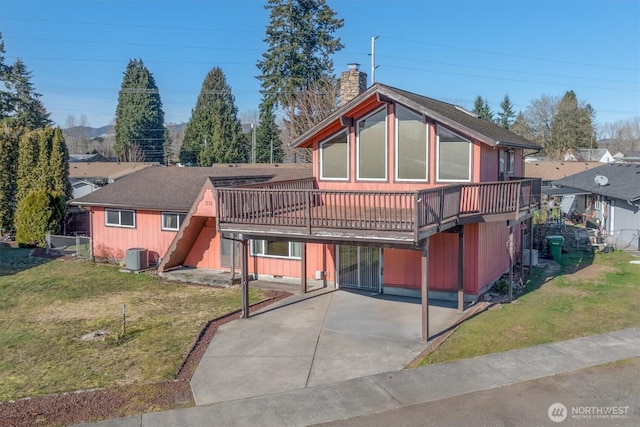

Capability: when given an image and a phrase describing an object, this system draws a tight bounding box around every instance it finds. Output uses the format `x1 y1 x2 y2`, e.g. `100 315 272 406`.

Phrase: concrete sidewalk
78 327 640 427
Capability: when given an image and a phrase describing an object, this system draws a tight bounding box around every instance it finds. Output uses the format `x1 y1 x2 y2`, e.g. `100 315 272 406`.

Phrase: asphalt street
316 357 640 427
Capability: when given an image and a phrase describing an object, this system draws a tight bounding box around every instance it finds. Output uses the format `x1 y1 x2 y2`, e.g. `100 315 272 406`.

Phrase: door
337 245 382 291
221 235 240 268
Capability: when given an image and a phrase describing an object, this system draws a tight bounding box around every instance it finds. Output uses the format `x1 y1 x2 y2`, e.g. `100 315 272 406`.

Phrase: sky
1 0 639 131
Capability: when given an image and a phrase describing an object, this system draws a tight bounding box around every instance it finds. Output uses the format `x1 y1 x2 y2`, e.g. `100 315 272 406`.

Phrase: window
396 104 427 181
436 126 471 182
507 150 515 175
252 240 301 259
105 209 135 228
320 130 348 180
161 212 187 231
357 108 387 180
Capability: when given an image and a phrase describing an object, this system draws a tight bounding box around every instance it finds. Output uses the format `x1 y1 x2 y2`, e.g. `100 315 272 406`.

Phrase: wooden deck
215 179 541 246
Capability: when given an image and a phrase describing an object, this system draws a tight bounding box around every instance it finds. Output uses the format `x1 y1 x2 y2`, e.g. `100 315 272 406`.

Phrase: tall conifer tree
497 94 516 129
472 96 494 122
255 99 282 163
114 59 165 163
258 0 343 109
180 67 246 166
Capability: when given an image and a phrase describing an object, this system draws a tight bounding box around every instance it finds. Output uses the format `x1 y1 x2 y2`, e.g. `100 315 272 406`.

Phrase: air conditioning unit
126 248 149 271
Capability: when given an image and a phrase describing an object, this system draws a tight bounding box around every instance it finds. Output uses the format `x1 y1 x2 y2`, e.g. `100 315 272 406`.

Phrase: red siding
91 208 178 264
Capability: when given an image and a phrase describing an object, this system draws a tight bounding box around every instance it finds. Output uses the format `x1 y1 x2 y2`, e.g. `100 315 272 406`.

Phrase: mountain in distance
62 123 187 157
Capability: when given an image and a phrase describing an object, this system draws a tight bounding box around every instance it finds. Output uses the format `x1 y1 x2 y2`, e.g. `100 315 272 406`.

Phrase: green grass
419 250 640 366
0 246 265 401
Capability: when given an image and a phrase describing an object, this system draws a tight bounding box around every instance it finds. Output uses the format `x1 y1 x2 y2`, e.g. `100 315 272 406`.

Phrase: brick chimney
340 63 368 106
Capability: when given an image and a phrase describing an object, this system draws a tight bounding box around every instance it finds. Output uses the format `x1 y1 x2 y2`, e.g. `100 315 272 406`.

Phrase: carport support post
508 227 514 300
519 224 525 288
457 230 464 313
528 217 533 278
421 239 430 342
240 236 250 318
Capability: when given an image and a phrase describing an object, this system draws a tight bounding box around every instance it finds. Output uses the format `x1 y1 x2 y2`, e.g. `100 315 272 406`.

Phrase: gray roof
72 164 312 211
552 163 640 202
292 83 540 150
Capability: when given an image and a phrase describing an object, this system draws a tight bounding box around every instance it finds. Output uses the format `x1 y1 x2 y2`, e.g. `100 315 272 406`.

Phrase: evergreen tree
0 126 19 230
16 127 71 210
2 58 51 130
550 90 595 158
14 188 65 246
497 94 516 129
114 59 165 163
255 99 282 163
163 129 173 165
0 33 11 121
257 0 344 113
179 67 246 166
16 129 40 205
472 95 493 121
48 127 72 200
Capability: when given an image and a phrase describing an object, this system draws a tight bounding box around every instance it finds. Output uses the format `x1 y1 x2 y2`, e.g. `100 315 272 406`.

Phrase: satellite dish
594 174 609 186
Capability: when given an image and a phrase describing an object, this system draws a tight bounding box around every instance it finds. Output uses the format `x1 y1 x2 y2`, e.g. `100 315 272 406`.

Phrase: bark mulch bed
0 289 291 427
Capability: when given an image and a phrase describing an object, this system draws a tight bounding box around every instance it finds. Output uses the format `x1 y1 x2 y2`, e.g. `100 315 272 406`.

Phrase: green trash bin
547 235 564 261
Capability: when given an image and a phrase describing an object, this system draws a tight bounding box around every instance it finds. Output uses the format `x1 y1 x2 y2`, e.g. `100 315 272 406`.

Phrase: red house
74 70 541 340
209 79 541 339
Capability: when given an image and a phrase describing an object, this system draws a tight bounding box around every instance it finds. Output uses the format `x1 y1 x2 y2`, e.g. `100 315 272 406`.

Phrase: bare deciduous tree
598 117 640 154
280 77 339 162
116 141 145 162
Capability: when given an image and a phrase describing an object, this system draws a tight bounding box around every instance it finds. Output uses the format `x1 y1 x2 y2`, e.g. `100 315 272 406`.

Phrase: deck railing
216 179 541 243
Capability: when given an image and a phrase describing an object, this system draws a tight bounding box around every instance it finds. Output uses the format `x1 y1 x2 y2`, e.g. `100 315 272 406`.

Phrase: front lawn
0 246 265 401
419 250 640 366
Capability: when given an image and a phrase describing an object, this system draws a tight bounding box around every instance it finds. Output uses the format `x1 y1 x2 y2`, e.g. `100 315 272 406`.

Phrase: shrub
14 189 65 246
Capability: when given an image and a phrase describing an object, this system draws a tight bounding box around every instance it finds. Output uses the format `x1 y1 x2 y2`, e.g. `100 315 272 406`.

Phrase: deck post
457 229 464 313
519 224 525 288
508 227 514 300
240 235 250 318
301 242 307 294
421 238 430 342
528 217 533 278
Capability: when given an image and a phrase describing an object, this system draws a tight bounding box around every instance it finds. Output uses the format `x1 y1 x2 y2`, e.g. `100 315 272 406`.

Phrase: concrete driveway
190 289 467 406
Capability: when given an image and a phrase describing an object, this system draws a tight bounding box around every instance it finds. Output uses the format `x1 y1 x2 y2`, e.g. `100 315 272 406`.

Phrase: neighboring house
74 72 542 340
66 162 160 235
613 151 640 163
524 161 602 187
68 161 159 192
564 148 614 163
553 163 640 250
69 153 110 163
524 161 603 216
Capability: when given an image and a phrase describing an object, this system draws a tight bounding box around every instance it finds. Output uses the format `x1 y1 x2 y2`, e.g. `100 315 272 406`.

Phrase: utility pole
371 35 380 85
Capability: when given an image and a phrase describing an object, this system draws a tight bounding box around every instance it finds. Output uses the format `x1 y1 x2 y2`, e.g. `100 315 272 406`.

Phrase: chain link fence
610 229 640 252
45 233 92 259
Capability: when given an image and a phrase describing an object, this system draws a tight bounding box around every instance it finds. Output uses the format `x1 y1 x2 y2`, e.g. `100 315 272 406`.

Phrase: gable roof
573 148 612 162
291 83 540 150
552 163 640 202
72 164 312 211
524 161 603 181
